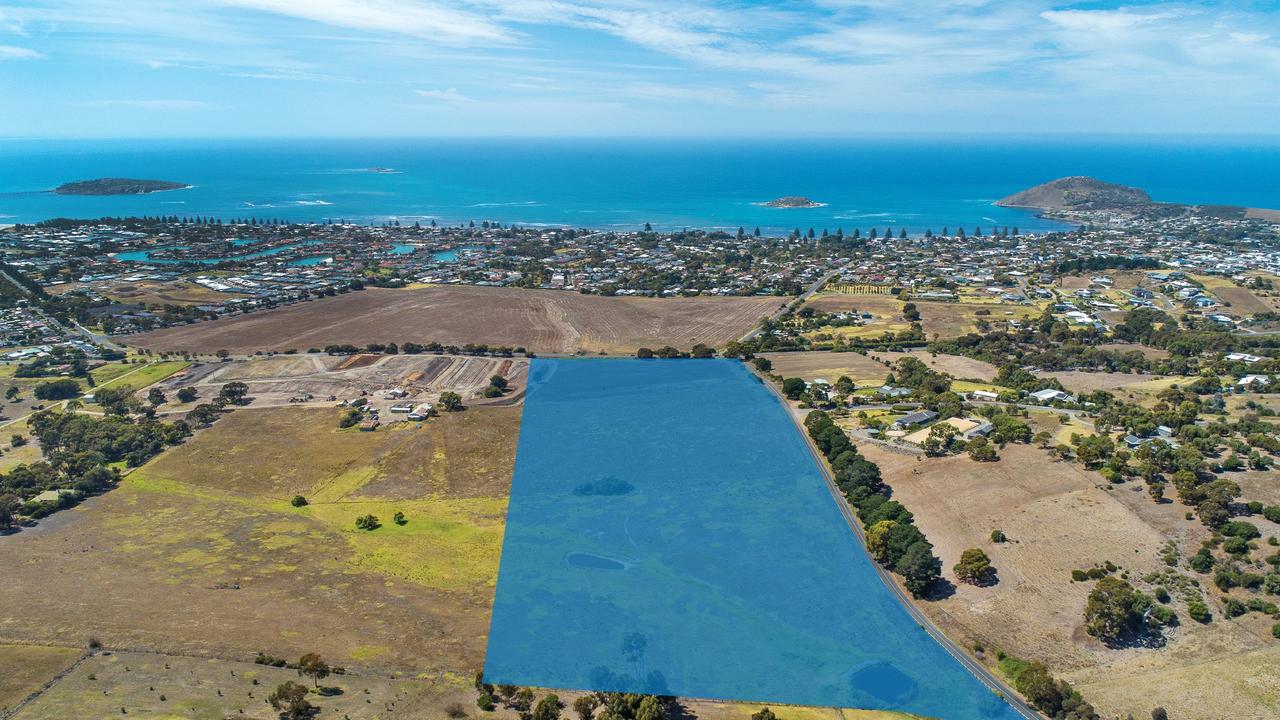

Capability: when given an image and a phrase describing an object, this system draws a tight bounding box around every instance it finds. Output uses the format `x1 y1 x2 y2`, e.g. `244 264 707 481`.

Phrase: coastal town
1 187 1277 345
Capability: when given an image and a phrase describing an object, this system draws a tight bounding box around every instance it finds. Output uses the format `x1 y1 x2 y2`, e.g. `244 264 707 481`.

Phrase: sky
1 0 1279 137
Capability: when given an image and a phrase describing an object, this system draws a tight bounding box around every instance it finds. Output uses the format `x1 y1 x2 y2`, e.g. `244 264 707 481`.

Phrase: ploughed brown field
125 286 786 355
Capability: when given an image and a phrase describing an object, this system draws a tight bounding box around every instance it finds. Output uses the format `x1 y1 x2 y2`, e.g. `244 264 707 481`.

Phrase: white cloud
213 0 509 43
414 87 471 102
0 45 42 59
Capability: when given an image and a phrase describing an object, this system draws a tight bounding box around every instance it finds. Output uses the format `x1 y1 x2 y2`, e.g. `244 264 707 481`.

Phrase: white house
1237 375 1271 391
1029 388 1073 404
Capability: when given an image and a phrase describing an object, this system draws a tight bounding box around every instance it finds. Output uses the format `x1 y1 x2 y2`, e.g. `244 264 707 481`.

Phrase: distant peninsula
997 176 1280 222
54 178 190 196
760 196 826 209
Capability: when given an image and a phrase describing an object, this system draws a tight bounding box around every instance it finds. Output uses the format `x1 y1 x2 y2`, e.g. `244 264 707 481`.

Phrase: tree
782 378 807 400
1084 576 1138 642
490 375 509 391
297 653 330 688
967 436 998 462
572 695 599 720
902 302 920 321
1151 708 1168 720
533 694 563 720
34 379 81 401
219 381 249 404
147 387 166 406
923 422 957 456
752 357 772 372
268 681 313 720
439 391 464 411
176 386 198 403
355 514 381 530
954 548 993 584
897 541 941 597
866 520 896 563
751 710 779 720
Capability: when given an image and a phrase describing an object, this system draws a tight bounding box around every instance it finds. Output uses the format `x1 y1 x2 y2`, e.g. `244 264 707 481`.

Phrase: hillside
995 176 1152 211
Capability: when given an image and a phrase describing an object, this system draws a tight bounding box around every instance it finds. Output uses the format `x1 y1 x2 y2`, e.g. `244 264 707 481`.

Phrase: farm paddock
0 405 519 679
124 285 786 356
861 441 1280 720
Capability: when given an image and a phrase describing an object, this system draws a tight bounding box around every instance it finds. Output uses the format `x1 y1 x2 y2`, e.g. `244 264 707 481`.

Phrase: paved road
755 370 1043 720
739 262 848 343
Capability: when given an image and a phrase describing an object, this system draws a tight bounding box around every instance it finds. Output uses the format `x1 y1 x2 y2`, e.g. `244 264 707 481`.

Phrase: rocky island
54 178 190 196
760 196 825 208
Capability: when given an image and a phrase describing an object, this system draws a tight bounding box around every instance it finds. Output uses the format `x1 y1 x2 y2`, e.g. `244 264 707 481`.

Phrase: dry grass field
1191 274 1277 316
0 644 83 715
861 440 1280 720
759 351 889 386
105 279 251 307
10 649 915 720
0 405 519 678
1037 370 1159 394
804 294 1040 341
1095 342 1170 359
868 350 999 382
124 286 785 356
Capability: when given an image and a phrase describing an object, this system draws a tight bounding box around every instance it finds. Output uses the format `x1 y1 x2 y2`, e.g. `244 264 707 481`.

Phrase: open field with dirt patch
860 440 1280 719
0 644 83 715
759 351 889 386
1095 338 1167 356
96 278 250 308
124 286 785 356
868 350 999 381
152 354 527 412
0 404 519 677
1037 370 1160 394
805 294 1041 341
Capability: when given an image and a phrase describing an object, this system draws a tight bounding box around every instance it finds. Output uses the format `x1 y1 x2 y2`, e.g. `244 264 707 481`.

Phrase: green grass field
0 405 521 676
93 361 190 391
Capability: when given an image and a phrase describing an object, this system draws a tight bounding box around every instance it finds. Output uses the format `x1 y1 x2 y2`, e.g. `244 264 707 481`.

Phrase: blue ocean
1 137 1277 233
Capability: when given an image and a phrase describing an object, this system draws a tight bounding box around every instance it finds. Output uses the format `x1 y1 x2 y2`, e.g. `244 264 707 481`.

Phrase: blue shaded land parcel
485 359 1020 720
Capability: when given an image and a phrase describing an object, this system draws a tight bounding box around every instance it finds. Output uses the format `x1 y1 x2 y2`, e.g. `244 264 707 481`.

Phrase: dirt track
125 286 785 355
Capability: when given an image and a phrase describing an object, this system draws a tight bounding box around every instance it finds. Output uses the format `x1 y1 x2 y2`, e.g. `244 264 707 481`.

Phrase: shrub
476 693 495 712
1187 600 1211 623
355 514 381 531
1224 598 1247 618
290 495 307 507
